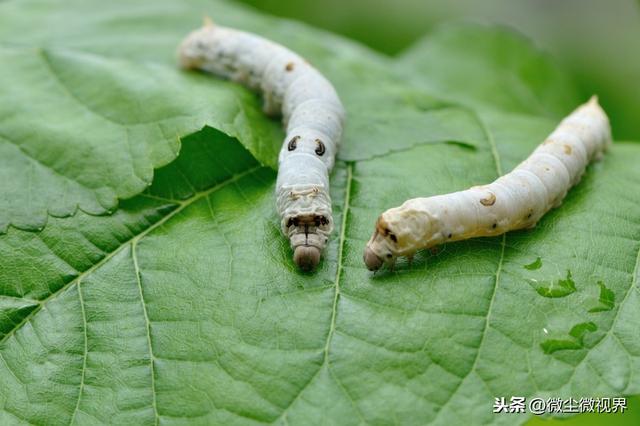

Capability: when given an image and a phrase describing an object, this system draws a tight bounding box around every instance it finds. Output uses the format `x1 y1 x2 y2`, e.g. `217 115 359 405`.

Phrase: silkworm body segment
179 20 345 271
364 97 611 271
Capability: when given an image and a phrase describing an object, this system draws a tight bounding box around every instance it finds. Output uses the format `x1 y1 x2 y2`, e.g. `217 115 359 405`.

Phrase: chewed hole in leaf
588 281 615 313
524 257 542 270
541 321 598 354
528 270 576 298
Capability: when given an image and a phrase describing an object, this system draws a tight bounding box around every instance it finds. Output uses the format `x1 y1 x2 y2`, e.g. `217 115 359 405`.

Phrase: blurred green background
236 0 640 141
234 1 640 424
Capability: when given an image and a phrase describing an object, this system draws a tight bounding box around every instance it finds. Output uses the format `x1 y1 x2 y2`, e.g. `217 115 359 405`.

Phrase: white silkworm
178 19 345 271
364 97 611 271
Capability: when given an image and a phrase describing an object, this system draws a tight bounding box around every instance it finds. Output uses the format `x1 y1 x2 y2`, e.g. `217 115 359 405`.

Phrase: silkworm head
294 245 321 271
364 246 383 271
363 215 398 271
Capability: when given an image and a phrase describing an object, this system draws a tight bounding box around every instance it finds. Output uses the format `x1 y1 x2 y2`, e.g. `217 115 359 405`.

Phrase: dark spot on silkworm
527 212 532 219
288 136 299 151
389 234 397 243
563 144 572 154
315 139 326 156
285 62 295 72
287 218 294 227
448 233 452 238
386 254 392 259
492 223 497 229
480 192 496 206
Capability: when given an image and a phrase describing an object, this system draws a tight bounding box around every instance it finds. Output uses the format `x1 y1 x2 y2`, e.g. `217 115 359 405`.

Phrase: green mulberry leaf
0 1 639 425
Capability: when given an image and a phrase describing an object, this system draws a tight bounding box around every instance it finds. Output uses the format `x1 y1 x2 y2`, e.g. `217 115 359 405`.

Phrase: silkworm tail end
203 15 215 27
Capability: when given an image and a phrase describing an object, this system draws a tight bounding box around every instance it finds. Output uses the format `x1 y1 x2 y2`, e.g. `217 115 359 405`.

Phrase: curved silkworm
178 19 345 271
364 97 611 271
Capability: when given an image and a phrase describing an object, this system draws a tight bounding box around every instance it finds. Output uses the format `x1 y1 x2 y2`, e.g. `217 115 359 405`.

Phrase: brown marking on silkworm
376 216 397 243
375 216 389 235
315 139 326 156
563 144 572 154
285 62 295 72
492 222 497 229
480 192 496 206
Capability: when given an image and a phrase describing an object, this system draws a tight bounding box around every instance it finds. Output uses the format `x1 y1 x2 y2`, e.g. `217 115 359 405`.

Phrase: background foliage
239 0 640 141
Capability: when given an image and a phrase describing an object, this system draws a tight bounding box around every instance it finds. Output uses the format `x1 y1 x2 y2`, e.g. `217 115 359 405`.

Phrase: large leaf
0 0 482 232
1 0 639 425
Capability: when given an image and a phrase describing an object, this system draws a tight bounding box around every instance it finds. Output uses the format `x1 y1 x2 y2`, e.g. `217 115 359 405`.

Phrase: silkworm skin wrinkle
364 97 611 271
179 20 345 271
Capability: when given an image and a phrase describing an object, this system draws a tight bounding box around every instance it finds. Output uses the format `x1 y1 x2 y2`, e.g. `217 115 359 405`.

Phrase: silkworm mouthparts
294 245 321 271
286 213 331 271
363 246 384 271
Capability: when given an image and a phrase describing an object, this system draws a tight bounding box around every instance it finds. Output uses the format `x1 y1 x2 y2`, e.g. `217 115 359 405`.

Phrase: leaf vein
432 110 506 419
275 163 355 422
68 280 89 426
0 166 263 346
131 240 159 425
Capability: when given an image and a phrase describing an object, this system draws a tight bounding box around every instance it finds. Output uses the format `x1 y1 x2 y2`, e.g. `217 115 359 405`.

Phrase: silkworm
364 97 611 271
179 19 345 271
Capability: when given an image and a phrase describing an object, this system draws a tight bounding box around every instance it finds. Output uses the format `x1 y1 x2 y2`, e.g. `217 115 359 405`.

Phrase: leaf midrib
277 162 363 423
430 110 507 422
